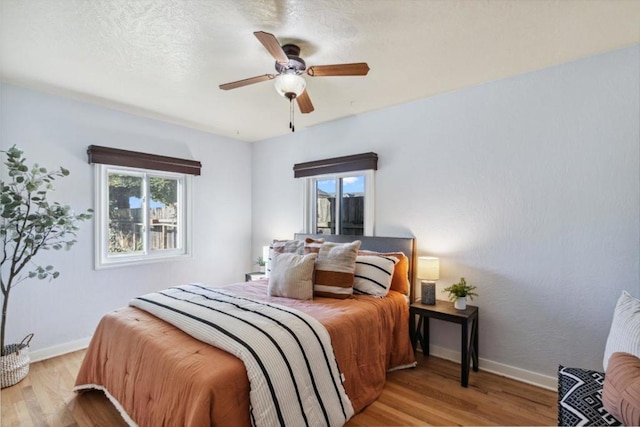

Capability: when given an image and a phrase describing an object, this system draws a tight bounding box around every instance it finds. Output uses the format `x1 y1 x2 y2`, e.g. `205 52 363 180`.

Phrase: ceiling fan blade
296 90 314 114
219 74 275 90
254 31 289 65
307 62 370 77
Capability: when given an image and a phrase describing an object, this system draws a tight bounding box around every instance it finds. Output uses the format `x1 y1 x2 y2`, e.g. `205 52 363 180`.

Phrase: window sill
95 252 192 270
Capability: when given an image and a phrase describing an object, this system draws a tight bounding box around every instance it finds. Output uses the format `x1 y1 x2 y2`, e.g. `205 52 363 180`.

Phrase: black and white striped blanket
130 284 354 427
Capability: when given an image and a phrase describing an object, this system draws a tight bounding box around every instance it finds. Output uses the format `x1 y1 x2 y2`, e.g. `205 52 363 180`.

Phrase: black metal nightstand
410 300 479 387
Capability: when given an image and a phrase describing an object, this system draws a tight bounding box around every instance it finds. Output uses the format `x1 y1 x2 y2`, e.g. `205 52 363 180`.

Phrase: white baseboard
425 344 557 391
29 337 92 363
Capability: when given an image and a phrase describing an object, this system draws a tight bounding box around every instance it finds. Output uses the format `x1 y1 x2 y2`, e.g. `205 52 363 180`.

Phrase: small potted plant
256 256 266 273
443 277 478 310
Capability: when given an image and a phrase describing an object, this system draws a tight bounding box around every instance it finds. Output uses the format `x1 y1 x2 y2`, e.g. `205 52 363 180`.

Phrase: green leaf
7 146 22 157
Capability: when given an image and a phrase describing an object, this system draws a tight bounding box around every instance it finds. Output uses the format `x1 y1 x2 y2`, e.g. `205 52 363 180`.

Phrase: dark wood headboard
294 234 417 302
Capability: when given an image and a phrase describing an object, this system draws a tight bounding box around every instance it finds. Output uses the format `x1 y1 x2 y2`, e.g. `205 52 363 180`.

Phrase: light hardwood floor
2 350 558 426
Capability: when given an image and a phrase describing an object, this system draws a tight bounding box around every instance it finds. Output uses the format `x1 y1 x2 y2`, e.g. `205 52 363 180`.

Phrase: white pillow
267 239 305 276
267 252 317 300
353 255 398 297
603 290 640 371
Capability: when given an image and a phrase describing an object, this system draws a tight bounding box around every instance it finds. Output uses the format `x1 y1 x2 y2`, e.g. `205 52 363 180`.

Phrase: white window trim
94 164 193 269
303 169 374 236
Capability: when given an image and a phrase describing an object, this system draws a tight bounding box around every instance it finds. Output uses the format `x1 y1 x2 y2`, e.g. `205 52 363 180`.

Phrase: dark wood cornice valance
87 145 202 176
293 152 378 178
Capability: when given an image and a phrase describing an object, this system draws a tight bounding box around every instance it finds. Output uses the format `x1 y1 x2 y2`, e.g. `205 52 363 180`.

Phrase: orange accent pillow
358 250 410 295
603 352 640 426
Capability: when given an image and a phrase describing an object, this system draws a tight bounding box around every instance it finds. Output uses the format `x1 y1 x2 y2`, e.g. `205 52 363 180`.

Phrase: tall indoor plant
0 145 91 386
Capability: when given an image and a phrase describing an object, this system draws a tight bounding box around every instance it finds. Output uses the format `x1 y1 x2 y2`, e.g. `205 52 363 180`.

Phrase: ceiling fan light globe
274 74 306 98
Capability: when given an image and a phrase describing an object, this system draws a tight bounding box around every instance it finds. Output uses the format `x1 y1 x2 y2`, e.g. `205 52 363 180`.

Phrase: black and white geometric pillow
557 366 622 426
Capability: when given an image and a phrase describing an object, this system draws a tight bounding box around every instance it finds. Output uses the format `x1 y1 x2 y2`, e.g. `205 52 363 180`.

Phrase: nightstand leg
422 317 429 356
461 320 470 387
409 311 416 351
415 316 427 354
472 315 479 371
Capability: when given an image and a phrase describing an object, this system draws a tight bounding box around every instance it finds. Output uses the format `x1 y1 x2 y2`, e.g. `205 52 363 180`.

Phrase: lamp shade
417 256 440 281
274 73 306 97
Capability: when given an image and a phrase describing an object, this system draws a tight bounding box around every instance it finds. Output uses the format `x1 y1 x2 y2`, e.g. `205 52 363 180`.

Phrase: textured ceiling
1 0 639 142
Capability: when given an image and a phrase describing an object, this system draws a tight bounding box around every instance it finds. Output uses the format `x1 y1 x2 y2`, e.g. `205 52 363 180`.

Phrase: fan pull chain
289 98 295 132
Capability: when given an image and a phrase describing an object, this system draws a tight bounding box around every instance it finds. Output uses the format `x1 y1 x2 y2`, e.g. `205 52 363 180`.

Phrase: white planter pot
454 297 467 310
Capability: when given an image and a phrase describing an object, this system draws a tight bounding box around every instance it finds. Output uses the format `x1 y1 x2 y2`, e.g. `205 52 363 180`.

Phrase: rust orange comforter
74 281 415 426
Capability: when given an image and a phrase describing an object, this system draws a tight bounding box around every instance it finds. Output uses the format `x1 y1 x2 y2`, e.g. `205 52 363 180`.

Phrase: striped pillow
353 255 399 297
358 250 410 295
604 291 640 371
267 252 317 300
314 240 361 299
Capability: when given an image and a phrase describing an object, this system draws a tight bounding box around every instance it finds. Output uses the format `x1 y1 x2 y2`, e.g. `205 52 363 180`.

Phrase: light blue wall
252 45 640 381
0 83 253 353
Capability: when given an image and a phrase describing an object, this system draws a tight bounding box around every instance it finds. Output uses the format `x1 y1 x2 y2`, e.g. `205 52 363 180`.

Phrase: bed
74 234 417 426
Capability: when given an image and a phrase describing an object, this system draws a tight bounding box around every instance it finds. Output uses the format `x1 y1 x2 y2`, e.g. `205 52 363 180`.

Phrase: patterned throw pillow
603 291 640 371
267 240 305 276
314 241 361 299
267 252 317 300
358 250 410 295
270 239 305 254
353 255 398 297
303 237 324 254
557 365 621 426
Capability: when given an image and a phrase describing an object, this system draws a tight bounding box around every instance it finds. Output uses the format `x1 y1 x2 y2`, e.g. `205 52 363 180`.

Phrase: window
95 165 191 268
295 152 377 236
304 171 374 235
88 145 200 269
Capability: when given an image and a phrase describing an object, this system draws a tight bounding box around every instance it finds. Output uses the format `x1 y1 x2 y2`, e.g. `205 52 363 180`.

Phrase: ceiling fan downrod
287 93 296 132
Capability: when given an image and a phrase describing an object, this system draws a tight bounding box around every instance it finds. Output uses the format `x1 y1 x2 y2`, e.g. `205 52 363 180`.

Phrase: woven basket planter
1 333 34 388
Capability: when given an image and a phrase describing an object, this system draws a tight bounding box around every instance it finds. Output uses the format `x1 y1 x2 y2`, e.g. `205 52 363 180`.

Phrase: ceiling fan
219 31 370 131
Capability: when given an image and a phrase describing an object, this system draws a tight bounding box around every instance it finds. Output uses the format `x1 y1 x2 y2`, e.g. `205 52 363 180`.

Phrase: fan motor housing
275 44 306 74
